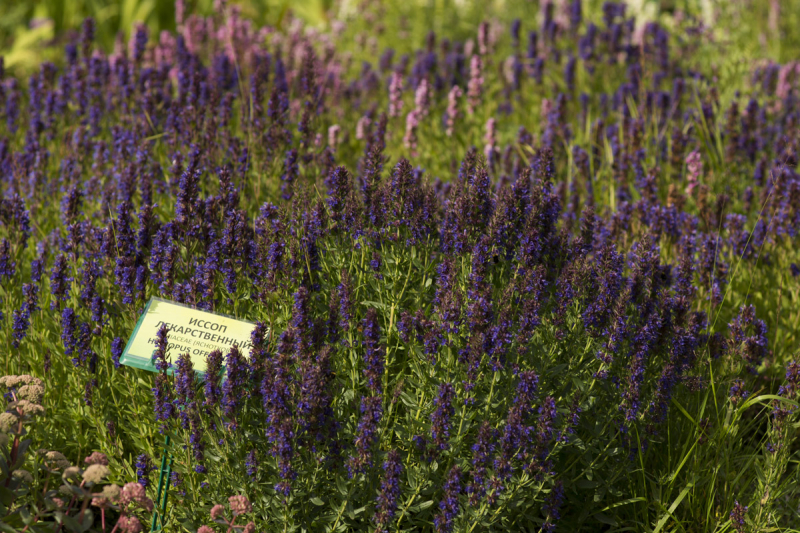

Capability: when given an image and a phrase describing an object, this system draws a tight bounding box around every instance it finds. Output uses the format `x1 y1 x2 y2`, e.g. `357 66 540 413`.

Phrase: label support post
150 434 173 532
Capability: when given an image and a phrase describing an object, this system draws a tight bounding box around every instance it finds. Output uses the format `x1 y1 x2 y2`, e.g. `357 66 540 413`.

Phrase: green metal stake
150 434 173 532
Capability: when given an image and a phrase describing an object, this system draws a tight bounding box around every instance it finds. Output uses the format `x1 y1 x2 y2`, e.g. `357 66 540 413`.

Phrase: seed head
83 464 110 483
229 495 252 516
85 451 109 466
210 504 226 520
0 412 18 432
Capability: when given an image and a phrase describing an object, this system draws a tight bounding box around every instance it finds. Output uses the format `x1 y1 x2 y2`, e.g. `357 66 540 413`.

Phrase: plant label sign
119 297 256 374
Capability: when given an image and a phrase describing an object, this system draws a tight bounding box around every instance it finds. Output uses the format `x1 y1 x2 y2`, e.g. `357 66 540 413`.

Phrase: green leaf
740 394 799 411
576 479 598 490
652 480 695 533
78 509 95 532
668 441 697 485
60 514 82 532
335 475 348 496
669 398 696 425
546 364 568 376
12 439 32 469
361 300 389 310
0 487 15 506
399 391 417 408
593 512 618 526
599 497 646 512
593 486 607 503
410 500 434 512
310 497 324 506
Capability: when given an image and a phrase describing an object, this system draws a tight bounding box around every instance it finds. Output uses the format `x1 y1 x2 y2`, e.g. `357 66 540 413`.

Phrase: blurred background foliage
1 0 799 76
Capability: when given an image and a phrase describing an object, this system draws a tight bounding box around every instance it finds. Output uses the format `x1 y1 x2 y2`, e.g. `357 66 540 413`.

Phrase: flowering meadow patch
1 0 800 531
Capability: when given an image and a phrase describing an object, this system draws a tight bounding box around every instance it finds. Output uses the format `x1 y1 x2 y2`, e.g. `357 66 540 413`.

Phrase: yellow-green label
119 297 256 374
